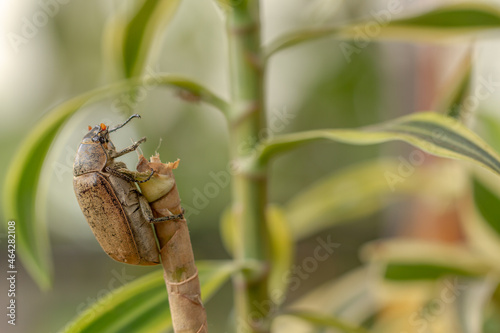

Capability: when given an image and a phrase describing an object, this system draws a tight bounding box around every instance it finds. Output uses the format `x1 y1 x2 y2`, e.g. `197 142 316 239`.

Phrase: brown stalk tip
137 154 208 333
136 154 183 216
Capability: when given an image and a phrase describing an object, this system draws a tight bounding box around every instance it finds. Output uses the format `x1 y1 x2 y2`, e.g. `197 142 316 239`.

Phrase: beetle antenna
109 114 141 133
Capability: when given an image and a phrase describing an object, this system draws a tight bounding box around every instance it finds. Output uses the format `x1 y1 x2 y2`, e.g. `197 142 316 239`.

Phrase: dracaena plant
5 1 500 332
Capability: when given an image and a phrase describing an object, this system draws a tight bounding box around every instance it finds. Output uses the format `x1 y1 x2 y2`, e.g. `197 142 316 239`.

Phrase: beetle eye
99 136 106 144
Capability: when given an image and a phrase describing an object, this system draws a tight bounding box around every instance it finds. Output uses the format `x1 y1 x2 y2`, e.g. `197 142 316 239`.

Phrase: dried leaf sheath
137 155 207 333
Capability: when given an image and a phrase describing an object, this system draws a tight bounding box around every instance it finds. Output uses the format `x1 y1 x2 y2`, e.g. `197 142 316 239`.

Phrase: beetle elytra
73 114 183 265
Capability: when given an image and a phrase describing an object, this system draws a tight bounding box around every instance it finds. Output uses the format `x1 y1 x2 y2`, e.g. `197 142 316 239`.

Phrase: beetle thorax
73 142 108 176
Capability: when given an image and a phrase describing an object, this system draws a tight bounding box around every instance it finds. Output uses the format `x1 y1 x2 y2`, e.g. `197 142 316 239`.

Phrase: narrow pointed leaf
384 263 484 281
473 177 500 236
437 51 472 119
61 261 236 333
265 3 500 58
461 172 500 270
3 76 228 289
257 112 500 177
122 0 181 77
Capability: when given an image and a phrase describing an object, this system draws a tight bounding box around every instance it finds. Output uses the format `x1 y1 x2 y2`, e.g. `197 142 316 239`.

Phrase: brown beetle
73 114 183 265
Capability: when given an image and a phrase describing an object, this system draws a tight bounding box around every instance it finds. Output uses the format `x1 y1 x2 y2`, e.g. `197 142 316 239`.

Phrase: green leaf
265 3 500 58
436 52 473 119
384 263 483 281
390 5 500 28
361 240 493 282
3 76 228 289
257 112 500 177
476 113 500 154
267 205 293 305
61 261 236 333
282 311 371 333
120 0 181 78
460 171 500 270
473 177 500 236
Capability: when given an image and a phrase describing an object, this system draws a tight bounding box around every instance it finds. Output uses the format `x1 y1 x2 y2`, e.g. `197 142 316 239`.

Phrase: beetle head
81 122 116 150
84 123 108 142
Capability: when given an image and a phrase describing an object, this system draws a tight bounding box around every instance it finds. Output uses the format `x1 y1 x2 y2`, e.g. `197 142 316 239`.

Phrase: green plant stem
227 1 271 332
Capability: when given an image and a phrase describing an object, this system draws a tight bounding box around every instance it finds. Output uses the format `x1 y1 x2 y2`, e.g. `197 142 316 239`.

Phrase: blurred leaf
3 76 228 289
272 268 376 333
467 175 500 269
476 113 500 153
265 3 500 58
456 277 498 333
219 206 236 256
437 51 473 119
391 5 500 28
384 263 483 281
257 112 500 177
461 172 500 270
61 261 236 333
120 0 181 78
473 177 500 236
361 240 493 282
220 205 293 304
267 205 293 305
285 159 466 240
282 311 371 333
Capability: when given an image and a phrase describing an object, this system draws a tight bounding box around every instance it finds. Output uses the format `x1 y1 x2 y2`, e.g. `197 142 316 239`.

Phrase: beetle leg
106 167 155 184
134 168 154 183
111 137 146 158
139 196 185 224
105 166 135 182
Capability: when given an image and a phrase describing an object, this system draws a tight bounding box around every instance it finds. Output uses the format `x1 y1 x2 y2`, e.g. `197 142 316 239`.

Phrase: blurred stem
227 1 270 332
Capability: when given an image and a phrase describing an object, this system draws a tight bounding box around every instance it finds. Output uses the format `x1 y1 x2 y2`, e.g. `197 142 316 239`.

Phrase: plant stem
227 1 270 332
137 156 207 333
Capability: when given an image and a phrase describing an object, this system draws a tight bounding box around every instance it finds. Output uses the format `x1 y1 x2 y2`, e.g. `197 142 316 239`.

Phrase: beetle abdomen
74 173 148 265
